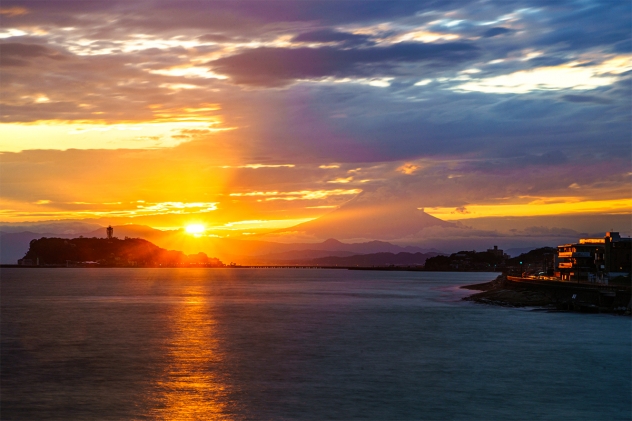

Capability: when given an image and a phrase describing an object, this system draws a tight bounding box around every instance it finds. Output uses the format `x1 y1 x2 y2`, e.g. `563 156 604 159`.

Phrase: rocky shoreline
461 275 632 314
462 275 554 308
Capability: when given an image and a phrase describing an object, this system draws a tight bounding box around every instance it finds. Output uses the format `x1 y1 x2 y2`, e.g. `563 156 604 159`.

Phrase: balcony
558 252 592 258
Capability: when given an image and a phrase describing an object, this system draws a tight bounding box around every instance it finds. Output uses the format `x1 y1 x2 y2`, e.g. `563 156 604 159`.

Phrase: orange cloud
397 163 420 175
229 189 361 201
0 6 28 16
425 198 632 220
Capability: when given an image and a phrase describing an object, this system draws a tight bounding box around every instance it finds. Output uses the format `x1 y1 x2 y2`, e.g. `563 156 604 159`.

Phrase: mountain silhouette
284 196 452 240
294 251 441 267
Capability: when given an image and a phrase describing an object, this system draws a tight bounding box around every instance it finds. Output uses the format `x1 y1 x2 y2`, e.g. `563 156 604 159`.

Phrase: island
17 236 225 268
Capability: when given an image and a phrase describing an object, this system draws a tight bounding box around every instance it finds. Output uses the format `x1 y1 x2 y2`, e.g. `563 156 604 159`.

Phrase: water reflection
149 289 231 420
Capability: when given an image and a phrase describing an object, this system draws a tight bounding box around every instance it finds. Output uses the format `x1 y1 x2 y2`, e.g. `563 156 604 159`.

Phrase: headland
463 274 631 315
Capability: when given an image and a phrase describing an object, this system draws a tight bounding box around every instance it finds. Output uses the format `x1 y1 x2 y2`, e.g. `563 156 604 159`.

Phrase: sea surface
1 268 630 420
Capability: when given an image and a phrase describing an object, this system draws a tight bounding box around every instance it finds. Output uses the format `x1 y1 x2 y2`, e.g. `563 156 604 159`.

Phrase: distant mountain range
0 224 444 265
0 221 103 234
285 252 441 267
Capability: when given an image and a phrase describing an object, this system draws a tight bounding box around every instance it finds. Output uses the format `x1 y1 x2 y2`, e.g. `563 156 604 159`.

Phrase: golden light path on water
148 286 230 420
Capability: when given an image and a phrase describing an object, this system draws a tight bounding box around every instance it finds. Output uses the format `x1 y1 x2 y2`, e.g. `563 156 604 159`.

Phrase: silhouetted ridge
21 237 223 267
285 196 452 240
424 250 504 271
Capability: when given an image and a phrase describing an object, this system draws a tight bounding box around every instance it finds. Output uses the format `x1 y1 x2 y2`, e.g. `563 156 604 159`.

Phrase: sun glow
424 198 632 220
185 224 206 235
0 121 221 152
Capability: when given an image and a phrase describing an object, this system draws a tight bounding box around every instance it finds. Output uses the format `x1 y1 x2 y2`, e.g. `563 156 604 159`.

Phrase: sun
185 224 206 236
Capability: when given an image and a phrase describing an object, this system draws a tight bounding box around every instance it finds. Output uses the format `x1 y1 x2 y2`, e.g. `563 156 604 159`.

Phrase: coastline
461 275 632 315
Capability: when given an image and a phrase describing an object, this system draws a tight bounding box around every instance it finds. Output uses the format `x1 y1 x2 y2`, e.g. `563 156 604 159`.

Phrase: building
557 240 603 282
487 245 511 262
557 232 631 283
487 245 503 258
604 232 632 276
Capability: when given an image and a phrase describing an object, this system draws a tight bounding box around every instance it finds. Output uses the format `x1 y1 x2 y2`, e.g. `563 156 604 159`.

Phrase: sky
1 0 631 245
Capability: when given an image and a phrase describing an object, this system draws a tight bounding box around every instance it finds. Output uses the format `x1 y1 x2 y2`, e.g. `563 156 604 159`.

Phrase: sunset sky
1 0 630 244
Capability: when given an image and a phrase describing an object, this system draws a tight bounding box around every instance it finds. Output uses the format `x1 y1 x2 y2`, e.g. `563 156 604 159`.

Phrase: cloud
519 226 580 237
327 177 353 184
0 6 28 16
293 29 373 46
482 27 513 38
397 163 421 175
229 188 361 201
533 3 631 52
561 94 611 105
0 0 460 40
209 42 479 86
197 33 234 43
0 42 65 66
453 58 631 94
222 164 295 169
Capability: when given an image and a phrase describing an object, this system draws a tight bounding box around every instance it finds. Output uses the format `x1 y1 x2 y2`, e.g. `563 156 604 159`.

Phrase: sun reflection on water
149 289 231 420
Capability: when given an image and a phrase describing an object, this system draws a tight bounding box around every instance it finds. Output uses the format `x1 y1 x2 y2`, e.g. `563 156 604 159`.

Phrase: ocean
1 268 630 420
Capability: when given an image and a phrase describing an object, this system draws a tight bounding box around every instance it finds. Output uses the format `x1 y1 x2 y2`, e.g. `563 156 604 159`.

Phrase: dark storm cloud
210 42 479 86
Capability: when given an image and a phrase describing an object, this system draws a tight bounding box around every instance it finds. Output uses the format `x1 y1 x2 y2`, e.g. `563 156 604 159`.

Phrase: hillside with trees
20 237 224 267
423 250 505 271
